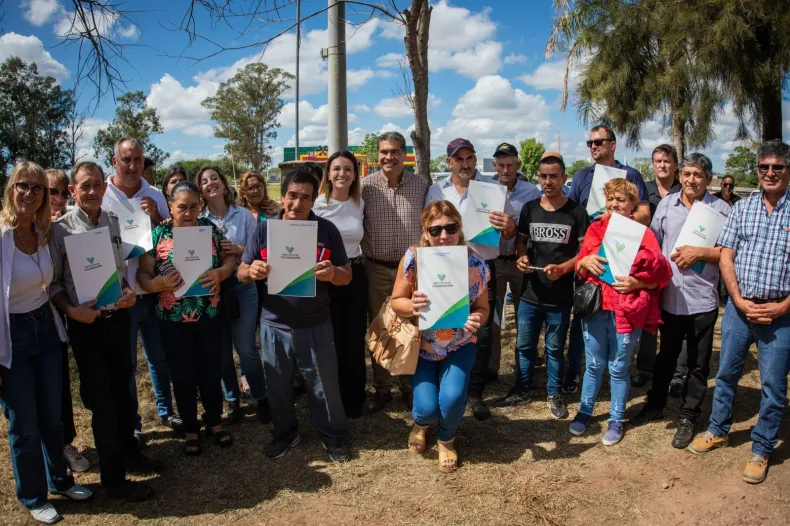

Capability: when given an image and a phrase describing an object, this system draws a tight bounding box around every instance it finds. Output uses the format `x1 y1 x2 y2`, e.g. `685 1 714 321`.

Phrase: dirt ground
1 305 789 525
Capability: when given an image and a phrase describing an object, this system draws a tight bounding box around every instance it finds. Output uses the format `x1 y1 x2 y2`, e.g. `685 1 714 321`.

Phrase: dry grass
1 305 789 525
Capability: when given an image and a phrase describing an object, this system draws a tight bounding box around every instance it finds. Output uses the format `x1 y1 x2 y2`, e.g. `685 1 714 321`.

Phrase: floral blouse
403 247 490 361
148 217 225 322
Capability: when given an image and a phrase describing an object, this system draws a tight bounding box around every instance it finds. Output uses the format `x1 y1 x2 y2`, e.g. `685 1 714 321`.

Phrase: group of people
1 127 788 523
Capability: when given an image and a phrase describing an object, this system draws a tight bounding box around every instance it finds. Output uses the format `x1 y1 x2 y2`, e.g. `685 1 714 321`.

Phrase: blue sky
3 0 785 171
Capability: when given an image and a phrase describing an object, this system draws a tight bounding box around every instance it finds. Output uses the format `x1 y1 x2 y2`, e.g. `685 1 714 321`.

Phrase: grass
1 305 789 525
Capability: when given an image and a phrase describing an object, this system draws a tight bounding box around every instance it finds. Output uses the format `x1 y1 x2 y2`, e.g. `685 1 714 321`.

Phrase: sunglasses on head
757 163 787 174
586 138 613 148
426 223 460 237
49 187 69 198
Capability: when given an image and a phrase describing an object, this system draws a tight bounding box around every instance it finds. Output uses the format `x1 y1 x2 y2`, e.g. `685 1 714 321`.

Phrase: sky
3 0 789 172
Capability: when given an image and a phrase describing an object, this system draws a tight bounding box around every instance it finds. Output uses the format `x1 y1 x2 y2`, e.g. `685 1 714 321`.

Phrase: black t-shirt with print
517 198 589 308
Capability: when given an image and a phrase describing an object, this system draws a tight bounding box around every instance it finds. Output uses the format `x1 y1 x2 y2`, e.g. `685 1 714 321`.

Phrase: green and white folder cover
106 198 153 260
596 212 647 285
173 226 212 298
586 164 626 218
63 226 122 308
462 179 507 247
417 245 469 330
671 200 727 275
267 220 317 297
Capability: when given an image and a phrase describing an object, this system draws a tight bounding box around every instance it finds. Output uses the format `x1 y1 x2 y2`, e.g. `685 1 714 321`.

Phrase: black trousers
328 258 368 418
468 259 496 397
60 342 77 445
646 308 719 421
69 312 136 486
159 316 223 434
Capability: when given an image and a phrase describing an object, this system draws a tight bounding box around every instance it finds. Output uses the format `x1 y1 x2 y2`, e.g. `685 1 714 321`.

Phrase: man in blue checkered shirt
689 140 790 485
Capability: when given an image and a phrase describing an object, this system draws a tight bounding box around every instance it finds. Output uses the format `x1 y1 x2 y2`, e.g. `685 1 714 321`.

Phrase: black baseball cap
447 138 476 157
493 143 518 157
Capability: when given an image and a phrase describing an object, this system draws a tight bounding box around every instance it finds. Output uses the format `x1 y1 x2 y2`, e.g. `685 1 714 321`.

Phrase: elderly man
489 143 541 378
50 162 155 501
630 153 730 450
101 137 183 442
689 140 790 485
238 170 352 462
361 131 429 414
424 138 518 421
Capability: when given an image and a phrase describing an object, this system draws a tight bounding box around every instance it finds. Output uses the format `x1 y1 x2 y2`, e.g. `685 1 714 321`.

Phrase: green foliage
725 145 758 184
430 156 449 172
567 158 593 176
93 91 169 168
518 138 546 181
358 133 380 166
202 63 293 171
631 157 655 180
0 57 74 170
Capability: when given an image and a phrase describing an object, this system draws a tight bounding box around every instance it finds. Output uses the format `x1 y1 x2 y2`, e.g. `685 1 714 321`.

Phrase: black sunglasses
14 182 46 195
426 223 460 237
49 187 70 198
721 182 733 188
586 138 614 148
757 163 787 174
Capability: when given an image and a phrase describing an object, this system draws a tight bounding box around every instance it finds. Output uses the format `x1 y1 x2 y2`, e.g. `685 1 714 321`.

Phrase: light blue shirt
500 179 541 256
199 205 257 248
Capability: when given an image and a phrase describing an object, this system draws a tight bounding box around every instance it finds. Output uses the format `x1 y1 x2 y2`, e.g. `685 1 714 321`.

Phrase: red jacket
576 215 672 334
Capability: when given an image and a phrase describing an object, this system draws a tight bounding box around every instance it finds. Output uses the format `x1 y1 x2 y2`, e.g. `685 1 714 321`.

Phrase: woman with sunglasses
45 169 70 220
713 175 741 208
390 200 490 472
0 162 93 524
238 171 280 223
161 165 188 203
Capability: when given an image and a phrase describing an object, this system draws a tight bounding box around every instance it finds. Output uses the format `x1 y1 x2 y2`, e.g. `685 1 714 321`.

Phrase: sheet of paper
417 245 470 330
596 213 648 285
63 226 122 308
105 198 153 260
671 200 727 274
172 226 213 298
267 220 317 297
586 164 627 218
462 179 507 247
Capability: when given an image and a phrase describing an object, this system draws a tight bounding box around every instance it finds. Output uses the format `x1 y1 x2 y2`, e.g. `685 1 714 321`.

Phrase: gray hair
170 180 200 201
756 140 790 163
113 137 144 158
377 131 407 152
681 152 713 177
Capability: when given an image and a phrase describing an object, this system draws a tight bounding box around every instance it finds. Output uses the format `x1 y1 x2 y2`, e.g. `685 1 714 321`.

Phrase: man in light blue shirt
424 138 518 421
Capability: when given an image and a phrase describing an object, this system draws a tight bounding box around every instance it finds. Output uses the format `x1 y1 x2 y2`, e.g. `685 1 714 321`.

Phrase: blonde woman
238 171 280 223
45 169 69 219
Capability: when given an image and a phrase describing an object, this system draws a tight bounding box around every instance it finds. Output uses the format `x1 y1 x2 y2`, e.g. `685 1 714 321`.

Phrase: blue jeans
579 310 641 421
129 294 174 429
708 300 790 456
0 304 74 509
516 302 571 396
411 342 477 441
221 281 267 403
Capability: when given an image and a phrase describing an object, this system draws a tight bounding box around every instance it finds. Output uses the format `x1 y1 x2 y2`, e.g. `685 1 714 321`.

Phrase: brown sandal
408 424 428 454
438 439 458 472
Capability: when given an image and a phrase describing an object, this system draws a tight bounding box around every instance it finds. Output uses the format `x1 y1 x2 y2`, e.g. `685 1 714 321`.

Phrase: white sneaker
63 445 90 473
57 484 93 501
30 503 61 524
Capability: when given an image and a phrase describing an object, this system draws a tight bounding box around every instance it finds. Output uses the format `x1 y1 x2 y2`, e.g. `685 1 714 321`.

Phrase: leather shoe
401 391 413 411
669 382 683 398
629 405 664 426
468 394 491 421
672 418 695 449
126 452 164 474
632 374 650 388
364 391 392 415
106 481 154 502
257 401 271 424
161 414 185 434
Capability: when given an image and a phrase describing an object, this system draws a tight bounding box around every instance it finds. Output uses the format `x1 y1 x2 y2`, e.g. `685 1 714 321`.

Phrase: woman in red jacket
569 179 671 446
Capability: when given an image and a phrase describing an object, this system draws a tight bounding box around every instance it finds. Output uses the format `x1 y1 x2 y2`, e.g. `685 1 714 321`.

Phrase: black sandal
184 437 202 456
206 427 233 448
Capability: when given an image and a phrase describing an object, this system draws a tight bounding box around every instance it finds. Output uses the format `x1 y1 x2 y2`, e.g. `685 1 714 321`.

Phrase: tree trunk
760 80 783 142
403 0 433 186
671 114 686 164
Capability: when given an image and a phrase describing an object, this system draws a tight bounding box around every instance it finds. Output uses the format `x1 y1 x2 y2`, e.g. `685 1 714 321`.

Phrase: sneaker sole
602 435 623 446
569 426 586 436
547 400 568 420
687 437 729 455
742 470 767 484
321 442 350 463
268 435 301 459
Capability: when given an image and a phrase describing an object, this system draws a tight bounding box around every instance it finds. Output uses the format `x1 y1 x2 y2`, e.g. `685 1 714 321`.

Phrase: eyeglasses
757 163 787 174
426 223 460 237
721 182 734 189
49 188 69 198
14 182 45 196
586 138 614 148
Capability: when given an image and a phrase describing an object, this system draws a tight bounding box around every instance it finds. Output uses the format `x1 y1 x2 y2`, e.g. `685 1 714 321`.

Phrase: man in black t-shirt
494 155 589 419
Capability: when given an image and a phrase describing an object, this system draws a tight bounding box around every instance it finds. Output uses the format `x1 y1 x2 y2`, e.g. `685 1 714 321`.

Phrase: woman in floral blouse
390 200 490 472
136 181 237 456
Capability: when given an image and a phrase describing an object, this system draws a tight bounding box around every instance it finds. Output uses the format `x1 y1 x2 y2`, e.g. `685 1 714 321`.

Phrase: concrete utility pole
295 0 301 156
327 0 348 152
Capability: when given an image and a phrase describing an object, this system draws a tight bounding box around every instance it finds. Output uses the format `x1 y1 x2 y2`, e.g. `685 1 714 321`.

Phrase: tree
567 158 593 176
357 132 379 168
202 63 292 172
725 145 758 185
631 157 655 180
518 138 546 181
64 92 87 168
93 91 168 167
430 156 448 173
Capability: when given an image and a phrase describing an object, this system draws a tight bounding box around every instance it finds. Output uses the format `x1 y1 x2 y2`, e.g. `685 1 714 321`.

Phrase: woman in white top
313 151 367 418
0 162 92 524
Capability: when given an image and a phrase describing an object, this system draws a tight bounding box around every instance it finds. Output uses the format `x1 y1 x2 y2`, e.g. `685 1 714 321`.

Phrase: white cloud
146 73 216 131
518 60 575 91
376 52 405 68
379 19 405 40
0 33 69 81
429 0 496 52
21 0 62 27
55 8 118 39
78 118 110 150
347 68 392 90
279 101 329 128
182 124 215 138
429 41 503 78
377 123 414 142
374 97 413 119
117 24 140 41
504 52 527 65
352 104 371 112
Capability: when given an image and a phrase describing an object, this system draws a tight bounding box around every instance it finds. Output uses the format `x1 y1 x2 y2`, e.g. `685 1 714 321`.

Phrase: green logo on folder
437 273 447 281
188 250 195 256
86 257 94 264
126 219 134 225
698 225 706 233
481 202 488 209
615 241 626 253
285 246 295 254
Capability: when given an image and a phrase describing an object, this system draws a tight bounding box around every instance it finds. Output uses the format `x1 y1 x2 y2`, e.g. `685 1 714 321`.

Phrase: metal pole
327 0 348 153
295 0 301 157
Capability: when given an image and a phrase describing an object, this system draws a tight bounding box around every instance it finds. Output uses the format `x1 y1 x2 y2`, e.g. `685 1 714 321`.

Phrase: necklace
15 228 47 292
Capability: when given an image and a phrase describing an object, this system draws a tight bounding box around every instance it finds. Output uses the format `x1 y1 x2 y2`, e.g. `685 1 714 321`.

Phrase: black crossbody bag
572 281 602 318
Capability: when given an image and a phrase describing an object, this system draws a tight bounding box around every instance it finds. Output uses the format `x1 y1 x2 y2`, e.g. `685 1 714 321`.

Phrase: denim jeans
566 314 584 382
708 300 790 456
0 304 73 509
129 293 174 429
579 310 642 421
515 301 571 396
411 342 477 441
221 281 267 404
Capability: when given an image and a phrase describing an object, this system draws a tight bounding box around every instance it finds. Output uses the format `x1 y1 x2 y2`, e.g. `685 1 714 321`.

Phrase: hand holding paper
411 290 430 315
462 180 507 247
670 201 727 274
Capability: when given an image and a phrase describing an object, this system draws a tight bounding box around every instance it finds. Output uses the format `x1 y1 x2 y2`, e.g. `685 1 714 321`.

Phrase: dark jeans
61 342 77 445
565 315 584 383
646 308 719 421
0 304 74 509
636 331 688 381
468 259 496 397
159 316 224 434
515 302 571 396
69 310 136 487
329 258 368 418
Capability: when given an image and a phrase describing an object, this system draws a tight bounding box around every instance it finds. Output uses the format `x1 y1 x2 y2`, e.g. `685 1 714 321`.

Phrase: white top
9 245 54 313
102 176 170 294
312 195 365 258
